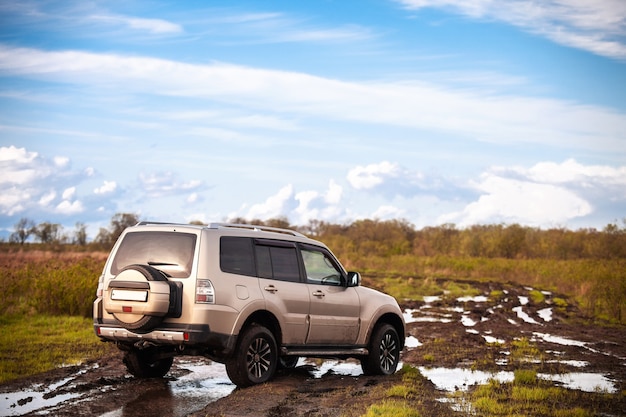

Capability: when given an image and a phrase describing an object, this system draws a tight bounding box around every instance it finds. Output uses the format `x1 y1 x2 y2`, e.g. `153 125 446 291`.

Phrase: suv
93 222 405 387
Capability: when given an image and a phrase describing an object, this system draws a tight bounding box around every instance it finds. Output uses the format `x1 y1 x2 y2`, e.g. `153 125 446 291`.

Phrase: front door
300 246 360 344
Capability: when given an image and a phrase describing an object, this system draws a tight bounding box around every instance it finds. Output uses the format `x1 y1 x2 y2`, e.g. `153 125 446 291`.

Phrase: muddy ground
1 280 625 416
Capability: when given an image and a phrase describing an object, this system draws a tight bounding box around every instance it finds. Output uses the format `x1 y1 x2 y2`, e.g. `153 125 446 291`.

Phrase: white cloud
56 199 84 215
347 161 401 189
1 46 624 152
62 187 76 200
244 184 295 220
394 0 626 60
0 146 41 185
325 179 342 204
0 145 37 163
138 172 202 198
440 175 593 227
38 190 56 207
54 156 69 167
94 180 117 195
438 159 625 227
372 205 406 219
89 14 183 34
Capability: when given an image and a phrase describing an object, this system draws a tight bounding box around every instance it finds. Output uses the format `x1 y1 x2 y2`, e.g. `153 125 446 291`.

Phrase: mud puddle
0 358 234 417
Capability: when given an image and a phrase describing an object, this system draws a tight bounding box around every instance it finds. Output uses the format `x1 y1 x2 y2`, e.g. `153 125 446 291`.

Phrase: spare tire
104 264 179 333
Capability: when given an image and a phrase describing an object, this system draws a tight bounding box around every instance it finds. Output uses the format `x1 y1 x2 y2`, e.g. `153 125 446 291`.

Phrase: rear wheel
123 349 174 378
361 323 400 376
225 324 278 387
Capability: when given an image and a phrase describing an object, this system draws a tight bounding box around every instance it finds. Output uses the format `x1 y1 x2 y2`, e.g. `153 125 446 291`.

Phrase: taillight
96 275 104 298
195 279 215 304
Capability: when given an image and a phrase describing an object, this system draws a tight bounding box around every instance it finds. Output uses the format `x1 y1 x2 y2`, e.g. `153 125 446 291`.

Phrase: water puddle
100 359 235 417
0 366 95 416
419 366 617 394
306 359 364 378
0 359 236 417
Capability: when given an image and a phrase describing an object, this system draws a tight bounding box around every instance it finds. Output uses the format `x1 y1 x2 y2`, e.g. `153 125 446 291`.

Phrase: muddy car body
93 222 405 386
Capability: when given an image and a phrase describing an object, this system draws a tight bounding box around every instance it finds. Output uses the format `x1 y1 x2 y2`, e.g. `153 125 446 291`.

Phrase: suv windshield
111 231 197 278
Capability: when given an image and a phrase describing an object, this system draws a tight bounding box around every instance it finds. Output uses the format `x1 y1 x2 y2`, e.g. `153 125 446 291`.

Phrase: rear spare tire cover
106 264 170 332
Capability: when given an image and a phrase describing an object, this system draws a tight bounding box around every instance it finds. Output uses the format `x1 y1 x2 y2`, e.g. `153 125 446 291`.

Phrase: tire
361 323 400 376
110 264 169 332
225 324 278 387
123 349 174 378
278 356 299 370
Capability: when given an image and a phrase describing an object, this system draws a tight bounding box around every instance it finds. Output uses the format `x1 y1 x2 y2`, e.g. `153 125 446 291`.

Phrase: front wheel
361 324 400 376
225 324 278 387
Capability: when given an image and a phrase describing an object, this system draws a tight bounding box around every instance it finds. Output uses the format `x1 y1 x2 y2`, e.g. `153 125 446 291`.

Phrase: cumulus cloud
0 145 115 223
346 161 467 200
244 184 296 220
0 146 64 215
394 0 626 60
439 159 625 227
56 199 84 215
347 161 403 190
94 180 117 195
233 181 345 224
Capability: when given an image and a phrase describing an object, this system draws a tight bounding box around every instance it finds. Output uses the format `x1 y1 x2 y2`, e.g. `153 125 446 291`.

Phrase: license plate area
111 289 148 302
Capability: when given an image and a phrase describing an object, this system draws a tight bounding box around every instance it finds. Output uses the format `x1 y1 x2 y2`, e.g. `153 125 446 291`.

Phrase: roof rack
208 222 306 237
136 221 189 226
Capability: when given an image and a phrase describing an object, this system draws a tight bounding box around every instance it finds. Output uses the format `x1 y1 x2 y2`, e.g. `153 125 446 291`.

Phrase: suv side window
301 246 343 286
220 237 255 276
255 240 301 283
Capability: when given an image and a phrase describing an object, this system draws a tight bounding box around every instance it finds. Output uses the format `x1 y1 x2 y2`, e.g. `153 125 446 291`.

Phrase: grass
362 401 420 417
0 315 116 383
357 255 626 324
468 374 615 416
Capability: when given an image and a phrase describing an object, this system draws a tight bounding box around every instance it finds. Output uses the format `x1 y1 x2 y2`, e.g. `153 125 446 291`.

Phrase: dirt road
2 280 624 416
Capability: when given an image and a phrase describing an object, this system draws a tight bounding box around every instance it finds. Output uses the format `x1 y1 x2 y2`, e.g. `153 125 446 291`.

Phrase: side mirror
347 271 361 287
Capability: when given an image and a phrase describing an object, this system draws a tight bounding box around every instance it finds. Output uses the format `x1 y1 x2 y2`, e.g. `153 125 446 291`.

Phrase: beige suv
93 222 405 387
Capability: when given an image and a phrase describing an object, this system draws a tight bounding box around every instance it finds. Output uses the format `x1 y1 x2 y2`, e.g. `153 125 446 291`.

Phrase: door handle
312 290 325 297
264 285 278 293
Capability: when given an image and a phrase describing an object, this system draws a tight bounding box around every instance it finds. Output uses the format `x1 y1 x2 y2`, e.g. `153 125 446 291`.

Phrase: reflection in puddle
419 366 617 394
101 359 235 417
405 336 422 348
0 366 96 417
420 367 514 391
305 359 364 378
1 378 80 416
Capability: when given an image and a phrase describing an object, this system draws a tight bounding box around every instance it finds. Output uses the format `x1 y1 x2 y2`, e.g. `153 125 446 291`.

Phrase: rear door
300 245 360 345
254 240 310 345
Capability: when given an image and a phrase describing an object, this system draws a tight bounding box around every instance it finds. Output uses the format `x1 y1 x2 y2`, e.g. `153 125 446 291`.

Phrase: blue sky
1 0 625 239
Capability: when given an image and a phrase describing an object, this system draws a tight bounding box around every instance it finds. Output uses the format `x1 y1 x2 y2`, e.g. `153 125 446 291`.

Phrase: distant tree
94 213 141 249
73 222 88 245
109 213 141 242
499 224 527 258
189 220 206 225
33 222 63 244
264 216 291 229
9 217 35 244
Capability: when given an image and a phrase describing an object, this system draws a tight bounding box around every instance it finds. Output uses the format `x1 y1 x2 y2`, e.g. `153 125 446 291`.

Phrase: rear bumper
93 321 237 358
96 326 187 343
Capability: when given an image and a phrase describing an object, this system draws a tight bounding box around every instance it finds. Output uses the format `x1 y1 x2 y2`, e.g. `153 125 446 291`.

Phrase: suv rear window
112 231 197 278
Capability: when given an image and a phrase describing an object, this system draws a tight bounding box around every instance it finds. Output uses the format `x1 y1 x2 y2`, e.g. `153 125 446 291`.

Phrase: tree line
6 214 626 260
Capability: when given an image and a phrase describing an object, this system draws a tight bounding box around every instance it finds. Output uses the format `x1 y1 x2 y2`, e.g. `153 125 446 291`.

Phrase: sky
1 0 625 240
